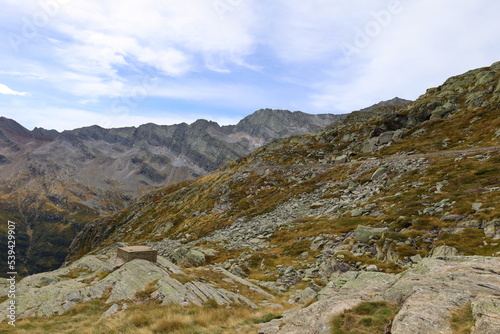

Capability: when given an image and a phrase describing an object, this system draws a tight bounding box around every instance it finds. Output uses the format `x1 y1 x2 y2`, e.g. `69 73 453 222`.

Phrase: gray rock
410 254 423 263
310 236 328 251
296 287 318 303
392 129 404 141
350 208 364 217
334 155 348 163
457 220 481 229
230 265 249 278
429 245 459 258
471 297 500 334
361 137 378 153
377 131 394 145
353 225 389 243
0 254 261 321
371 167 387 180
483 219 500 239
472 203 483 211
259 281 287 293
185 249 206 266
102 304 120 317
441 214 465 222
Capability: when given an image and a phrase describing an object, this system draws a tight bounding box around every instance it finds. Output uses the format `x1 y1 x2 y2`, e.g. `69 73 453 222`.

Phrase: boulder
361 137 378 153
429 245 460 258
378 131 394 145
353 225 389 243
185 249 207 266
0 254 260 321
483 219 500 239
334 155 349 163
371 167 387 180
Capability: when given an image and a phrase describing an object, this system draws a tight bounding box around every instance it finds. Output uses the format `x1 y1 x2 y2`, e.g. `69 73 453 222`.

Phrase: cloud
308 0 500 112
0 84 30 96
1 0 499 130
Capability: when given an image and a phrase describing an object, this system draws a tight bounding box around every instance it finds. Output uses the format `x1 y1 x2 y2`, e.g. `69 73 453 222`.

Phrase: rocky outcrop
231 109 346 145
259 256 500 334
0 252 267 321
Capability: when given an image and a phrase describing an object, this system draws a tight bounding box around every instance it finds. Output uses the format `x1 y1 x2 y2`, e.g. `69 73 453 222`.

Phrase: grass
330 301 399 334
450 303 474 334
436 230 500 256
0 300 285 334
58 268 92 280
135 279 159 300
168 272 197 284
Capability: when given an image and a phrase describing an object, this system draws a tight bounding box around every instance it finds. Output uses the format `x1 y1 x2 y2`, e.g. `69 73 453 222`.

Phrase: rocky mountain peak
358 97 411 112
0 116 33 146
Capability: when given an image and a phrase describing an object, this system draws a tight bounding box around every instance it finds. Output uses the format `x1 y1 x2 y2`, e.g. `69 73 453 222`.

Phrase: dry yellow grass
0 300 286 334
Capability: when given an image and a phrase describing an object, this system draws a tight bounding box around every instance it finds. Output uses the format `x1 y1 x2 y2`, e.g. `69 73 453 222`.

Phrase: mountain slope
68 61 499 283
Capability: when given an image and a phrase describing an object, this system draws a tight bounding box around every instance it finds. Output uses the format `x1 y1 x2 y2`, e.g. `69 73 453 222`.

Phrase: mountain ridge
0 108 357 275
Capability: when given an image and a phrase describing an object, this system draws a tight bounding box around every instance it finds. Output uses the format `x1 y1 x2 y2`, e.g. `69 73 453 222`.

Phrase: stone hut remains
117 246 158 263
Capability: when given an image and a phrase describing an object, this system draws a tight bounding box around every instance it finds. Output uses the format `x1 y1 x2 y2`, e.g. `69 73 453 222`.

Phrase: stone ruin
117 246 158 263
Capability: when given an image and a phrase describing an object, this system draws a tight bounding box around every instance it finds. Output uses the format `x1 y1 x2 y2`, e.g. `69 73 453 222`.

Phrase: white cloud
1 0 499 128
55 0 257 72
0 0 260 100
0 84 30 96
309 0 500 112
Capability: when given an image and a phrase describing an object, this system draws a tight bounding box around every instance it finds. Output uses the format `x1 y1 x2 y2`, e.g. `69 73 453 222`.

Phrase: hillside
68 62 499 265
0 109 347 275
1 62 499 333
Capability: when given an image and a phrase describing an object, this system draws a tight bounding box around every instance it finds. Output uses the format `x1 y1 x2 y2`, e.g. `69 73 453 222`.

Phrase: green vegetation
330 301 399 334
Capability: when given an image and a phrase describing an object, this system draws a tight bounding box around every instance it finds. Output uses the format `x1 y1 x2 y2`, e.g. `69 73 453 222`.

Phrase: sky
0 0 499 131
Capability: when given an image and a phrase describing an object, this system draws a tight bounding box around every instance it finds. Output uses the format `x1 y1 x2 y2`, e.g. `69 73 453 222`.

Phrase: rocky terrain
259 253 500 334
0 109 347 275
0 62 499 333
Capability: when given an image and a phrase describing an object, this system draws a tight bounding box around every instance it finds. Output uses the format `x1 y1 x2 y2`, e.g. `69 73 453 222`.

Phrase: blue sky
0 0 499 131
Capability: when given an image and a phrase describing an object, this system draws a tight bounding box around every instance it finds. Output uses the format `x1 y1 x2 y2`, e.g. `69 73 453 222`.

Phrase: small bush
330 301 399 334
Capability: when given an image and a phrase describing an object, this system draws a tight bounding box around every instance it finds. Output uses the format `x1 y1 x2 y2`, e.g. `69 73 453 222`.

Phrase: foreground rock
0 253 269 321
259 256 500 334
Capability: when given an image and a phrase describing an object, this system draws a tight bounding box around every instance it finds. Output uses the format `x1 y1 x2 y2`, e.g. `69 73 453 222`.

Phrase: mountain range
0 108 362 275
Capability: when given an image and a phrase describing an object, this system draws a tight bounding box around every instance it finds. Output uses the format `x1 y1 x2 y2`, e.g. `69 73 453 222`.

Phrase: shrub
330 301 399 334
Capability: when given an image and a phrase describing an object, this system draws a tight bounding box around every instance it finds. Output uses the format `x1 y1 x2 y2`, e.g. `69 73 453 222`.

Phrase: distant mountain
0 108 349 275
358 97 411 112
